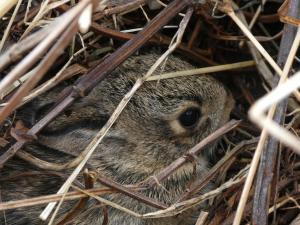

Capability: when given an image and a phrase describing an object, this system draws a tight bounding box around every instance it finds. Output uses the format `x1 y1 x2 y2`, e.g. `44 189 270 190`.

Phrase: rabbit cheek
194 116 211 138
169 120 187 136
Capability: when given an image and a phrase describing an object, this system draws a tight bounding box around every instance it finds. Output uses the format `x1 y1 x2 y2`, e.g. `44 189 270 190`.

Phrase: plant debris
1 0 300 225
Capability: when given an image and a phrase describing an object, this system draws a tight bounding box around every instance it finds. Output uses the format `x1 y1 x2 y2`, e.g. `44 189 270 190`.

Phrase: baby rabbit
0 52 234 225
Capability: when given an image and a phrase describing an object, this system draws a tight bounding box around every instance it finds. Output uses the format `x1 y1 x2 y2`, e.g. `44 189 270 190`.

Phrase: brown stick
252 0 300 224
0 18 78 124
0 187 116 211
142 120 241 187
55 170 94 225
187 17 202 49
101 0 146 15
97 174 167 209
90 23 216 65
179 137 259 201
76 0 194 95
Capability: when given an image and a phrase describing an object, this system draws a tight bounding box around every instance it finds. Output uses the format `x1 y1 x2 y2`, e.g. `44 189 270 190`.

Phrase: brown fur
0 52 234 225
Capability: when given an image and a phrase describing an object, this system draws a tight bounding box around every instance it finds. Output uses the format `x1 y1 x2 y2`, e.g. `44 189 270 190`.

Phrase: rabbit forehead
119 77 227 134
149 75 224 99
129 75 227 113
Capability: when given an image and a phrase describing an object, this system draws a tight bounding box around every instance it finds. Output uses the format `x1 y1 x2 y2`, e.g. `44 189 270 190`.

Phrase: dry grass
1 0 300 225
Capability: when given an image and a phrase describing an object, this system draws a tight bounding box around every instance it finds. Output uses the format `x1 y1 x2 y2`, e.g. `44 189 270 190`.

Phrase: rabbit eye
178 107 201 128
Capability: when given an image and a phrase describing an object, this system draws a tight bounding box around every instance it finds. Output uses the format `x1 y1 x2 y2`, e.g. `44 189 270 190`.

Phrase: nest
0 0 300 224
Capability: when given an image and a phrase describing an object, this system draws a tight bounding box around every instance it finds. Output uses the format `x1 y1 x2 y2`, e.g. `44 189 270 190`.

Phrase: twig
0 13 88 168
226 7 282 75
0 0 92 100
0 187 116 211
96 0 146 14
0 0 23 53
195 211 209 225
227 10 282 76
249 70 300 153
221 1 300 101
90 23 216 65
9 64 86 107
252 0 300 224
55 170 94 225
178 137 258 201
142 166 249 219
249 25 300 152
146 60 255 81
230 1 278 89
289 213 300 225
0 17 78 124
71 186 142 218
234 11 300 225
1 50 87 107
143 120 240 187
0 26 50 73
97 174 167 209
187 17 202 49
239 0 267 47
19 0 71 39
0 0 18 18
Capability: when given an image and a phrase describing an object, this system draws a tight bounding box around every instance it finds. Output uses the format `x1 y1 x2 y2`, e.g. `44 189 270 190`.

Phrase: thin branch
0 0 18 18
146 60 255 81
178 137 258 201
252 0 300 223
0 17 78 124
233 13 300 225
0 0 91 99
0 0 23 53
143 120 240 187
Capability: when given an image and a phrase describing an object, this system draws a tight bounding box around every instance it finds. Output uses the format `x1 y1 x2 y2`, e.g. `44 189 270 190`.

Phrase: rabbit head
33 53 234 183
